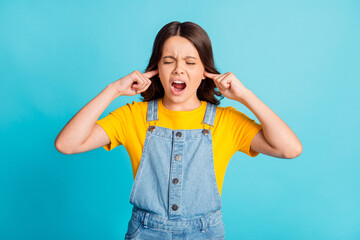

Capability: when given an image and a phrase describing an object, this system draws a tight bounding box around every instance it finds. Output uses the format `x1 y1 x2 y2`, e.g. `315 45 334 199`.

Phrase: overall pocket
205 221 225 240
125 218 142 239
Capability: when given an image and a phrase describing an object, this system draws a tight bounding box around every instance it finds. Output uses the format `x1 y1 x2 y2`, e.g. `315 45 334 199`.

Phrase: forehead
162 36 199 57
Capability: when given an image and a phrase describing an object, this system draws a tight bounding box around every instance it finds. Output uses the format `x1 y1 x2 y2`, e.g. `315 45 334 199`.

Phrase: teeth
173 80 185 84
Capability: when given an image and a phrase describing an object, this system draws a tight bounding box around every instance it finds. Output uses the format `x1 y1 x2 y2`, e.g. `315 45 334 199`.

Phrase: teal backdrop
1 0 359 239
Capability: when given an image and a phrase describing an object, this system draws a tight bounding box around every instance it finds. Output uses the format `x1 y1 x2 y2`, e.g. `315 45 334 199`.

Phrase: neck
161 97 202 111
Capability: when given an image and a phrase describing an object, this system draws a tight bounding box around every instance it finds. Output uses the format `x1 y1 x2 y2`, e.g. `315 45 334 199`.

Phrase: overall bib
125 98 225 240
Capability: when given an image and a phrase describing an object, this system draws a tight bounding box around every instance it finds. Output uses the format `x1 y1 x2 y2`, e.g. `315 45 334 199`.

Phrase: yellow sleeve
227 107 263 157
95 105 130 151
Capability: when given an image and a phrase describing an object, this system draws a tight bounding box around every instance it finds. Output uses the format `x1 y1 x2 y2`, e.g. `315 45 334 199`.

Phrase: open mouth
172 81 186 90
171 81 186 95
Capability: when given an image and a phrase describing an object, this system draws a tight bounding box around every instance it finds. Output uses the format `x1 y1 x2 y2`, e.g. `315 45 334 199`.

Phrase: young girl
55 21 302 240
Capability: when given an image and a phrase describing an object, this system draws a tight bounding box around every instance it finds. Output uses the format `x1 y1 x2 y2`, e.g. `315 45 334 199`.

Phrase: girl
55 21 302 240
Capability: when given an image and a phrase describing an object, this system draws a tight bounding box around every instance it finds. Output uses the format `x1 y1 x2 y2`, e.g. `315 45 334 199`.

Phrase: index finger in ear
204 70 219 79
143 69 159 79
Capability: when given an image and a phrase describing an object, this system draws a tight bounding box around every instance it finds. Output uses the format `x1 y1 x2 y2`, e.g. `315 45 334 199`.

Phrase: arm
54 84 120 154
237 89 302 159
204 71 302 159
54 69 158 154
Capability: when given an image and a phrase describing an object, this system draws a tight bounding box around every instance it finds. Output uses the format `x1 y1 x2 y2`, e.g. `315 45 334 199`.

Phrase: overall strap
147 98 159 123
202 102 217 128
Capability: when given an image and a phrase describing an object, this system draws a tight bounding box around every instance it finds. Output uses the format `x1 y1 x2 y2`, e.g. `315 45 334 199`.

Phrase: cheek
157 67 166 80
158 66 171 77
189 68 204 80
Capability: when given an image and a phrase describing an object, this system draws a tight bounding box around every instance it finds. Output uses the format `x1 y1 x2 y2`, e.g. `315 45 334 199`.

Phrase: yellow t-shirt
96 98 262 196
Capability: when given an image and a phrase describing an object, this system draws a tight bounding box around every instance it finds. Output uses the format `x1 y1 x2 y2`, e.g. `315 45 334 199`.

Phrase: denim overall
125 98 225 240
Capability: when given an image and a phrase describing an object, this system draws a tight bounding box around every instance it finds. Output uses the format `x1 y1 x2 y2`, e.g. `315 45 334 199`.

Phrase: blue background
1 0 359 239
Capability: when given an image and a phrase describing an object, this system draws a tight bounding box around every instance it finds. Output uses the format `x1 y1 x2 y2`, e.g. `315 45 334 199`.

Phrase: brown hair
140 21 224 105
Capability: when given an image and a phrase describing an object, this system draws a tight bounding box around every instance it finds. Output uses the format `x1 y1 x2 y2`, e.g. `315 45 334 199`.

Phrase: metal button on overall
175 154 181 161
176 132 182 138
172 204 179 211
202 129 209 135
172 178 179 184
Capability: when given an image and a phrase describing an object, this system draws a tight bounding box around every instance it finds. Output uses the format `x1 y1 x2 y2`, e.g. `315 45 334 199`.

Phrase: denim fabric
125 98 225 239
125 206 225 240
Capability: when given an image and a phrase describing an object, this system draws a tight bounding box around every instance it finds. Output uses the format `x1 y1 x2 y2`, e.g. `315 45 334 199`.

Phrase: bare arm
239 89 302 159
54 69 158 154
54 84 119 154
204 71 302 159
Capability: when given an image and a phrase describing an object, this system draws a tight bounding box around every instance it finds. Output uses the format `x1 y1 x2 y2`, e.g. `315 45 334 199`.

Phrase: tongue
173 83 186 90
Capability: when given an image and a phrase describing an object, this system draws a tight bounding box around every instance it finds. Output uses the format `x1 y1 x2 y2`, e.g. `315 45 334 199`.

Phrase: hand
111 69 159 96
204 71 249 101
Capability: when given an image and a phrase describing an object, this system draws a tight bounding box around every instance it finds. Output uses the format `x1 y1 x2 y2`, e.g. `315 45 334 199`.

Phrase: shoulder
214 105 247 119
111 100 148 118
114 100 148 112
213 104 259 128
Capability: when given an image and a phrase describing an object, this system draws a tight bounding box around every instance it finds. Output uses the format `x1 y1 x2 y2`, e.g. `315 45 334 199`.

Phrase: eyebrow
162 56 197 60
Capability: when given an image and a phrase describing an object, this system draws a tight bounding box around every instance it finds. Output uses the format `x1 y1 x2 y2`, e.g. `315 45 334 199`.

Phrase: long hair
140 21 223 105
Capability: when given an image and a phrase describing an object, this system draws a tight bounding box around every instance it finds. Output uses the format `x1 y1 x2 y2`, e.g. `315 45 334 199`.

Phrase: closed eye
163 62 195 65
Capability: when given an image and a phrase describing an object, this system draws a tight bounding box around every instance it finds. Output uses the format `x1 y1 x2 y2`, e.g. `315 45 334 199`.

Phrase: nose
173 62 185 75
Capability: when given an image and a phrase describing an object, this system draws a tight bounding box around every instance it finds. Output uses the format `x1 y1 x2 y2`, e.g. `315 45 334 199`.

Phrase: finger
212 78 224 92
208 71 228 83
204 70 220 80
134 71 148 89
214 72 230 90
135 70 152 92
130 71 142 88
142 69 159 79
136 72 151 91
218 73 231 89
136 79 152 94
135 78 151 94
